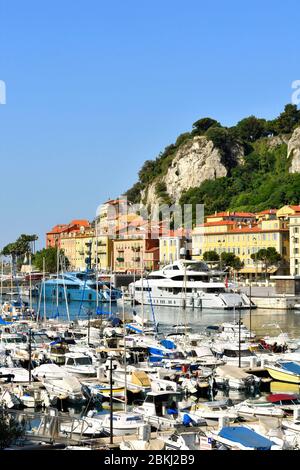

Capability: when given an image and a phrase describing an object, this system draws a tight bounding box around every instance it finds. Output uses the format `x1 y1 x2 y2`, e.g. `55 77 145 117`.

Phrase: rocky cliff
125 106 300 213
140 135 244 206
288 127 300 173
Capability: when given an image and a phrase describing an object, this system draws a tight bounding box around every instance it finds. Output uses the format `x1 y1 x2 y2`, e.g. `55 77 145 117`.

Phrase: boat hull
266 368 300 384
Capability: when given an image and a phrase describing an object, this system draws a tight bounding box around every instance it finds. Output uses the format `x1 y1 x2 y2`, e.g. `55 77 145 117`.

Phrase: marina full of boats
1 301 300 450
2 261 300 450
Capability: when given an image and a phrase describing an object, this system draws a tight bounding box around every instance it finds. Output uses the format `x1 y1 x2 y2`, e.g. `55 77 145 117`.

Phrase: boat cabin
139 391 182 417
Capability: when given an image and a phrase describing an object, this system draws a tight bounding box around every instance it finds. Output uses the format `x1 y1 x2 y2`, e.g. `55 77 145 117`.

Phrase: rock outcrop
163 136 227 203
288 127 300 173
140 135 244 206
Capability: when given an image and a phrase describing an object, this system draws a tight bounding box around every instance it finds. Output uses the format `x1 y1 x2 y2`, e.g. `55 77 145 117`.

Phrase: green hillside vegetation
125 104 300 213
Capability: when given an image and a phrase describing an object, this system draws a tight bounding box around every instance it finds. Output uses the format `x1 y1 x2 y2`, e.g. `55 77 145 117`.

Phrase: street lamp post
28 328 32 384
218 239 225 271
253 237 258 283
249 279 252 338
291 236 296 276
109 356 113 445
238 311 241 368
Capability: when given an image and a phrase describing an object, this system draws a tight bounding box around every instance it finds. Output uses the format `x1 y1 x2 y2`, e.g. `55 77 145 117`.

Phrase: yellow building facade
192 216 289 275
60 232 112 272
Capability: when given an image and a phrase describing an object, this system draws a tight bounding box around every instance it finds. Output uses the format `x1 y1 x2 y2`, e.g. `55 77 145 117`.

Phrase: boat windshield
75 357 92 366
2 336 26 344
32 335 50 344
224 349 255 357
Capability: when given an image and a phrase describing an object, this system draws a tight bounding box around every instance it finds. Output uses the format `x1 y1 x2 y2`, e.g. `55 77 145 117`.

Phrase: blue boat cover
0 317 12 325
111 317 121 326
148 347 165 356
218 427 275 450
126 324 143 334
182 414 196 426
280 361 300 375
160 339 176 350
96 307 111 315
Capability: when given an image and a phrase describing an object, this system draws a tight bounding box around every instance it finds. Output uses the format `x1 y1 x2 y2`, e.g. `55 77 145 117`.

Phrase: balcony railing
116 257 124 262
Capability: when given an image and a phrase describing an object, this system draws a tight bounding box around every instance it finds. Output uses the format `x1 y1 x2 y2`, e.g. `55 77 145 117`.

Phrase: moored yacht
129 260 254 310
40 271 122 303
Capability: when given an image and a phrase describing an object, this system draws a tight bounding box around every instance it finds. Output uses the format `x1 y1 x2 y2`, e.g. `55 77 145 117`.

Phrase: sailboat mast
43 257 46 322
10 259 13 295
29 253 32 312
122 288 128 413
141 251 144 328
95 220 99 310
56 247 59 310
109 251 112 315
61 253 70 322
0 258 3 306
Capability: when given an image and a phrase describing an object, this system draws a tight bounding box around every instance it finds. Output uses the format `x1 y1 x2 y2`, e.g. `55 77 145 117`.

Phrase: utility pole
238 304 242 368
249 280 252 338
87 310 91 345
28 328 32 384
109 356 113 445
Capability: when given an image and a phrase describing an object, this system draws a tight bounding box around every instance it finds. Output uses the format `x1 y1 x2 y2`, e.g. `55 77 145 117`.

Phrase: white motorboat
97 411 145 436
0 367 30 383
215 364 261 390
180 400 238 426
61 352 97 377
133 391 182 429
32 364 85 403
11 384 51 408
212 341 258 368
129 260 254 310
42 375 85 403
218 322 256 341
61 410 145 437
234 401 285 419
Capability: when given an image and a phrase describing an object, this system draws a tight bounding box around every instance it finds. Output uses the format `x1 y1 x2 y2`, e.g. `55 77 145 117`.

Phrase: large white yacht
129 260 255 310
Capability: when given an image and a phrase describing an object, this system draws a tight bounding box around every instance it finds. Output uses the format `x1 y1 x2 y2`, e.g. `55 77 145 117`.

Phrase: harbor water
32 298 300 340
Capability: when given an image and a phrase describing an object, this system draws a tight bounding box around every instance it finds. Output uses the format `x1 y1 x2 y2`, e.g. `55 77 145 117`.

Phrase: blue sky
0 0 299 249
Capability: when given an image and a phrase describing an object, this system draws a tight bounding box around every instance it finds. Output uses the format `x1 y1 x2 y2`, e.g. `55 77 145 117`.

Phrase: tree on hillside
273 104 300 135
235 116 267 142
251 247 281 280
125 181 143 204
192 117 220 135
33 247 69 274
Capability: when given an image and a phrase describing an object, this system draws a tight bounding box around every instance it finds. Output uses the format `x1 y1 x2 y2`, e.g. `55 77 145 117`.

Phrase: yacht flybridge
129 260 255 310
